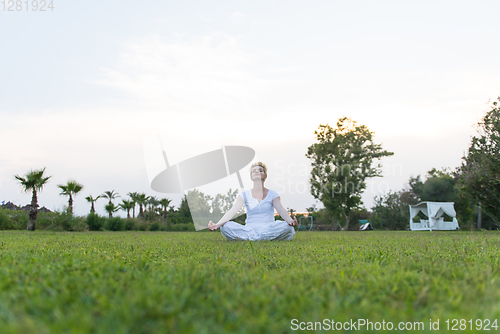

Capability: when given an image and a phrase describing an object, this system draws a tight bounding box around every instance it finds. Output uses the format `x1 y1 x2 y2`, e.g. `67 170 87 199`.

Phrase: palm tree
14 168 51 231
105 202 119 218
147 196 158 211
158 198 171 221
158 198 172 229
135 193 148 220
146 196 159 221
58 180 83 215
128 192 139 218
101 190 120 205
120 200 134 219
306 205 316 215
85 195 101 214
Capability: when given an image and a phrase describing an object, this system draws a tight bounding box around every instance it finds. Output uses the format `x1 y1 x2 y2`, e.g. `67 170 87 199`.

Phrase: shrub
372 190 419 230
53 211 84 231
86 213 105 231
0 208 13 230
124 219 136 231
9 210 28 230
36 212 55 230
0 209 86 231
137 222 149 231
149 222 160 231
170 223 196 232
105 217 124 231
168 216 194 225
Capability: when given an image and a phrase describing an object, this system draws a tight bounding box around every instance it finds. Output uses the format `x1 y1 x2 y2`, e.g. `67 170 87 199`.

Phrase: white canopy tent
409 202 459 231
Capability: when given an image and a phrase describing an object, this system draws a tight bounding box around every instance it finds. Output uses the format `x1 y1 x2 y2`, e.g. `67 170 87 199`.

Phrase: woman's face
251 166 267 181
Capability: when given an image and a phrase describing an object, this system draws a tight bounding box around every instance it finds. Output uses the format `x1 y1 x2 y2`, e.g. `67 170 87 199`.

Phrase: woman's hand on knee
208 220 221 231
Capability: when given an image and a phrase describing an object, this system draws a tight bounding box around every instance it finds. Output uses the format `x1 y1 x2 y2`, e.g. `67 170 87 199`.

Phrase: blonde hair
250 161 267 177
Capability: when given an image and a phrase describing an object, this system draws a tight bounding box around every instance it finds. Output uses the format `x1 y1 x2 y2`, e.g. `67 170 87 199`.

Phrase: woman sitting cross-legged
208 161 298 241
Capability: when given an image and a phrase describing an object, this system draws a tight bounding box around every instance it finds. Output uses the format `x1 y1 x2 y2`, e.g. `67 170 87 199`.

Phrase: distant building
1 202 52 213
1 201 19 211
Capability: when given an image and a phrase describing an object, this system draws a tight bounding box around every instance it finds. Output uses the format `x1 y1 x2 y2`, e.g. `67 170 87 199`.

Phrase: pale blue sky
1 0 499 216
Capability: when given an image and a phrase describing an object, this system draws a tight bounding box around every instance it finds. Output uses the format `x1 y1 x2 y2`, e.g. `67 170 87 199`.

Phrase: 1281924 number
445 319 498 331
1 0 54 11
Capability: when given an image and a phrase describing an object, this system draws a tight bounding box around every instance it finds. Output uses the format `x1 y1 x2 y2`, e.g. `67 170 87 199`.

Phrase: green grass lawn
1 230 499 333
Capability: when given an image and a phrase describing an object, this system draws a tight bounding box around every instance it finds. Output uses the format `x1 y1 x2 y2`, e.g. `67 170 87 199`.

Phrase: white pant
220 221 295 241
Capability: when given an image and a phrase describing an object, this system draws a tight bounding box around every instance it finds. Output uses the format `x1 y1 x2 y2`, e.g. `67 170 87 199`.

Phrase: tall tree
120 200 134 219
212 188 241 217
58 180 83 215
458 97 500 226
158 198 172 222
14 168 51 231
105 202 119 218
135 193 149 220
185 189 212 217
306 117 393 230
101 190 120 205
410 168 457 202
128 192 139 218
85 195 101 214
101 191 120 219
147 196 159 220
179 195 191 219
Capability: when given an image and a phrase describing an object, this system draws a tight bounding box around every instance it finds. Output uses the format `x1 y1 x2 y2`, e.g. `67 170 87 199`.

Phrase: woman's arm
208 195 244 230
272 197 298 226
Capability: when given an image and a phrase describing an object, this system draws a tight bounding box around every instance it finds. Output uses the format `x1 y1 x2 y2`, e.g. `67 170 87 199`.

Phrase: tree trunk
343 211 350 231
68 194 73 215
139 205 144 220
127 210 130 219
27 190 38 231
132 205 135 219
91 202 95 214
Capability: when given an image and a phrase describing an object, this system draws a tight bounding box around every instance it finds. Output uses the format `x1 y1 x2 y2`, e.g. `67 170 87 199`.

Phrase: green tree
372 189 420 230
146 196 159 221
306 205 317 215
178 195 192 220
135 193 148 220
128 192 139 218
120 200 134 219
58 180 83 215
212 188 241 217
105 202 119 218
14 168 51 231
410 168 457 202
410 168 472 225
101 190 120 205
306 117 393 230
186 189 212 218
458 97 500 226
85 195 101 214
158 198 172 220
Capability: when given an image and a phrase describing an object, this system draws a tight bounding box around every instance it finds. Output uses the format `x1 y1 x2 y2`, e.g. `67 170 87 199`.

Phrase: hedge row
0 209 196 232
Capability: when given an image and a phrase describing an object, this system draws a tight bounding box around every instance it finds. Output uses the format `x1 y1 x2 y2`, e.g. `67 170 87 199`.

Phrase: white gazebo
409 202 459 231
